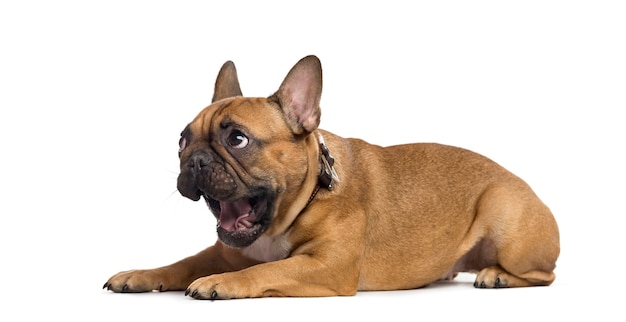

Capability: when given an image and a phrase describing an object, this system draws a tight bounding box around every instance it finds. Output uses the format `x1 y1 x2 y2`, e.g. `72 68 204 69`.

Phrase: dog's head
177 56 323 248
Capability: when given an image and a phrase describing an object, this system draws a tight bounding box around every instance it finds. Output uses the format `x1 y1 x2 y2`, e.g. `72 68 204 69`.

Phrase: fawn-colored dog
104 55 560 299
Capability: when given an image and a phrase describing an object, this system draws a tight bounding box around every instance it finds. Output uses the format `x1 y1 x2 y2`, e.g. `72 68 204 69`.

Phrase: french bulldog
104 55 560 299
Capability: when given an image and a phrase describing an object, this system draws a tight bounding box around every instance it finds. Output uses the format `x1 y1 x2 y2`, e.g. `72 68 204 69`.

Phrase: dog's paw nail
494 277 501 288
480 281 486 288
103 283 108 290
211 290 218 300
185 288 190 296
191 289 198 298
159 284 163 292
473 281 478 288
122 284 129 292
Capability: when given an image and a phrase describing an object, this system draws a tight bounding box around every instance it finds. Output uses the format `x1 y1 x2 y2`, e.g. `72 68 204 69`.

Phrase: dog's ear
212 61 243 103
270 55 322 135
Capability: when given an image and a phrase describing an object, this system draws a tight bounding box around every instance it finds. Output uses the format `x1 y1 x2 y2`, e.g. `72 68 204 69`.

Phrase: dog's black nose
189 152 211 175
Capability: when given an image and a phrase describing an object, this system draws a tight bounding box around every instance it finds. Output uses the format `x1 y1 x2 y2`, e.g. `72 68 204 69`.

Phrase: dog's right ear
212 61 243 102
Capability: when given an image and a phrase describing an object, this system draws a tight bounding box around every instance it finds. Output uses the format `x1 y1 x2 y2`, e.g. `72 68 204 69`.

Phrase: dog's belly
357 221 474 290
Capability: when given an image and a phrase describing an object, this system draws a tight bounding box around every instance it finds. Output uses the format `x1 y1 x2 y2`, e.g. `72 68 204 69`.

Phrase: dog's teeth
235 219 254 230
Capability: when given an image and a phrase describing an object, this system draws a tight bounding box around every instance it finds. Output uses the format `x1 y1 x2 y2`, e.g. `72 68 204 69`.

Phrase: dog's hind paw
474 265 554 288
474 266 510 288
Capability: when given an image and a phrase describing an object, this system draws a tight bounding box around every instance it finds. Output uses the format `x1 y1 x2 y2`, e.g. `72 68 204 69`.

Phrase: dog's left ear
212 61 243 102
270 55 322 135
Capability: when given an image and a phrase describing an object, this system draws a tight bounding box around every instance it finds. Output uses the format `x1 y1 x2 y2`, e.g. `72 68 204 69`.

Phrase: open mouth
202 192 271 248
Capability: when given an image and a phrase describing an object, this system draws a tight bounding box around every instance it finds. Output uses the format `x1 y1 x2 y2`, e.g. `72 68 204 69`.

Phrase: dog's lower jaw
217 225 264 248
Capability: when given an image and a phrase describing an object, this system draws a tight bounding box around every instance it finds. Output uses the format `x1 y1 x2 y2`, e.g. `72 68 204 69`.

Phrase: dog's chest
241 234 291 262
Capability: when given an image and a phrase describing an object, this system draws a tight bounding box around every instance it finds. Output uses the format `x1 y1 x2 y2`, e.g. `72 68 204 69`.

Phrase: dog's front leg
185 254 360 299
104 242 259 293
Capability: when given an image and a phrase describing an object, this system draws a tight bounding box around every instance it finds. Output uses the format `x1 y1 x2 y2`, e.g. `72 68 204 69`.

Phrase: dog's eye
179 136 187 154
227 130 249 149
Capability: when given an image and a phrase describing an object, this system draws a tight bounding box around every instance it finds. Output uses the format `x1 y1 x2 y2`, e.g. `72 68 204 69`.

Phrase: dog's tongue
219 199 255 232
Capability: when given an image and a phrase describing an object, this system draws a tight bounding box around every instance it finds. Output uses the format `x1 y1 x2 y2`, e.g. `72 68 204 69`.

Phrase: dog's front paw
185 273 258 300
103 268 178 293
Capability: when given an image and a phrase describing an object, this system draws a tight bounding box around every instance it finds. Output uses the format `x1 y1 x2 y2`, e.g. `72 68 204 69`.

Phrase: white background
1 1 624 320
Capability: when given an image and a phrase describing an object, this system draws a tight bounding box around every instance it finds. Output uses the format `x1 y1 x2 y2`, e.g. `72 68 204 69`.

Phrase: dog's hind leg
472 183 560 288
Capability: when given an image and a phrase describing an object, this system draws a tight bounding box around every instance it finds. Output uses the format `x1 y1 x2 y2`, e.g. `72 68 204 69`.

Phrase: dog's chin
202 192 272 248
